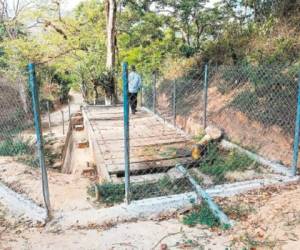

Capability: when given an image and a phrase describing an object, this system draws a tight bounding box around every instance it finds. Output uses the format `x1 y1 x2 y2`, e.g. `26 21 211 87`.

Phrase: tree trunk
105 0 117 105
17 77 29 114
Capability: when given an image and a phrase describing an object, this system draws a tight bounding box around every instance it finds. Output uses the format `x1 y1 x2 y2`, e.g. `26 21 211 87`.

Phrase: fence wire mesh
0 70 39 167
122 64 300 201
61 64 300 206
0 67 50 210
207 65 298 168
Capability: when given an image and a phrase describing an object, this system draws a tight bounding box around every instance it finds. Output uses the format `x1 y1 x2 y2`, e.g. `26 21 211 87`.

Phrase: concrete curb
56 175 299 229
0 182 47 225
220 140 292 176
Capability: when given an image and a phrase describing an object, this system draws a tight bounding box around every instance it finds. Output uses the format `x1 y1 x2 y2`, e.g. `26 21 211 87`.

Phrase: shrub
199 142 259 184
183 202 220 228
90 176 192 205
0 138 33 156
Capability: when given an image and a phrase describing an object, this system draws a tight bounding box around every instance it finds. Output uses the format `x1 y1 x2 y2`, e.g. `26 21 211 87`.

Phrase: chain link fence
0 65 53 216
67 63 300 207
0 69 38 166
111 63 299 203
207 65 298 167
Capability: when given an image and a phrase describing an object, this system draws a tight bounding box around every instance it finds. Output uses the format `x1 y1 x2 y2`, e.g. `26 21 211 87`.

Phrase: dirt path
2 91 300 249
0 90 93 212
2 183 300 249
0 211 228 250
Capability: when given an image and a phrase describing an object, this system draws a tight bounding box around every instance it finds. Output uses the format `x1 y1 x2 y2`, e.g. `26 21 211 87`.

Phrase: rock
76 139 89 148
205 126 222 140
74 124 84 131
189 168 213 186
167 167 184 180
160 244 168 250
72 111 82 117
82 168 96 177
52 161 62 169
71 116 83 127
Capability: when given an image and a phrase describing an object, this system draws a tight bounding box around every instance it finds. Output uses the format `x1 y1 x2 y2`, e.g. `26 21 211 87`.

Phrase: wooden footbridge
83 106 194 183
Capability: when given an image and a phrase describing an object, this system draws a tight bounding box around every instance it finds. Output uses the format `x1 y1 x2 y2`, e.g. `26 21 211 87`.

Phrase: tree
105 0 117 105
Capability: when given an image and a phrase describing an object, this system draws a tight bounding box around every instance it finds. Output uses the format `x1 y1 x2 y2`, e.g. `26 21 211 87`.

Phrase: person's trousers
128 92 138 113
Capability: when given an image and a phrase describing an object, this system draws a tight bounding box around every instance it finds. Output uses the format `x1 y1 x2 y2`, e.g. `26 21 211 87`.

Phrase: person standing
128 65 142 114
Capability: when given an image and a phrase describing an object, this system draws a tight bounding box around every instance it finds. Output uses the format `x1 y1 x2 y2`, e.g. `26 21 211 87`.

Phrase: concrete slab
0 182 47 225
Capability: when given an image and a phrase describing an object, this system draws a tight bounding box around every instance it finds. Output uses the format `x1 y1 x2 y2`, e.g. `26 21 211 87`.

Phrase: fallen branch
151 231 182 250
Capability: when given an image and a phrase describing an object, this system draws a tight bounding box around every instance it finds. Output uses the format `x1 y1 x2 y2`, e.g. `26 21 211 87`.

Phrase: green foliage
183 202 220 228
199 142 259 184
1 0 299 106
222 203 256 221
0 138 33 156
224 65 298 133
40 99 54 113
90 176 192 205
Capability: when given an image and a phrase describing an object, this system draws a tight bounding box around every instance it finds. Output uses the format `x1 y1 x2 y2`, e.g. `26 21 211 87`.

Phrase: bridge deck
84 106 193 181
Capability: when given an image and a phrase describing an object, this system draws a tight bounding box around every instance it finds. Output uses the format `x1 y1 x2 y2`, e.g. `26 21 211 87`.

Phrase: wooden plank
84 106 195 180
108 154 192 165
98 142 193 159
112 173 168 184
96 134 186 143
107 157 194 174
102 138 190 147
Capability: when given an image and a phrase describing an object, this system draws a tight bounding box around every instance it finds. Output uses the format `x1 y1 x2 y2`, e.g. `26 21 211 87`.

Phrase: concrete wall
61 122 74 174
82 107 111 182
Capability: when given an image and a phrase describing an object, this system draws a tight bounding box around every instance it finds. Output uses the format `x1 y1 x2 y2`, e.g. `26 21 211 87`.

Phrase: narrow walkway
84 106 193 182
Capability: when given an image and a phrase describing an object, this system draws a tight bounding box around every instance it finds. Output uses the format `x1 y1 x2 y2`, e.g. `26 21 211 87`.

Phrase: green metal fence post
173 80 177 126
28 63 51 218
203 64 209 130
122 62 130 204
292 73 300 176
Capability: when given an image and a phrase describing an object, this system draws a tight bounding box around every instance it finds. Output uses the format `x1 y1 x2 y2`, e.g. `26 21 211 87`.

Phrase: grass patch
192 133 206 143
89 176 193 205
0 137 40 168
183 202 220 228
236 233 277 249
188 169 204 185
0 135 62 168
0 138 33 156
159 147 178 158
199 142 260 184
222 203 255 221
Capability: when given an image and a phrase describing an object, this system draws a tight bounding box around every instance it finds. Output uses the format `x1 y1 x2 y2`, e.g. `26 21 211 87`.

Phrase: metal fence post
153 72 157 113
47 101 52 133
28 63 51 218
203 64 209 130
122 62 130 204
292 74 300 176
173 80 177 126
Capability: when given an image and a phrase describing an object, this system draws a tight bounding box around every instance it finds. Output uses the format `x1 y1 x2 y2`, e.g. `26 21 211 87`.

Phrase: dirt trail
0 91 94 212
2 91 300 249
0 213 228 250
2 183 300 249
